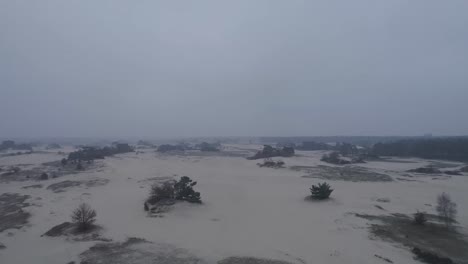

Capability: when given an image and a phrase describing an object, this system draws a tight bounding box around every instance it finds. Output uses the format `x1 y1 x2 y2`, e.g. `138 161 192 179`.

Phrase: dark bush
321 152 350 165
40 173 49 180
257 158 285 168
174 176 202 203
413 211 427 225
61 158 68 166
310 182 333 200
148 181 175 204
76 162 83 170
71 203 97 231
412 247 453 264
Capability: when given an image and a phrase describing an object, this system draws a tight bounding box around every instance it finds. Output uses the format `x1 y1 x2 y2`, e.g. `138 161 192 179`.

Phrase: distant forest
371 137 468 162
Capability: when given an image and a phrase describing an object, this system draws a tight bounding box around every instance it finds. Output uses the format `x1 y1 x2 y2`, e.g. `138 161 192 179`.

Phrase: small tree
413 211 427 225
61 158 68 166
436 192 457 227
71 203 97 231
310 182 333 200
174 176 201 203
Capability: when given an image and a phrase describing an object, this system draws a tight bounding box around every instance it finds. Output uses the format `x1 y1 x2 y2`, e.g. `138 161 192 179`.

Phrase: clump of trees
247 145 295 160
296 141 330 151
145 176 202 211
257 158 285 168
0 140 33 151
436 192 457 227
68 144 134 163
198 142 220 152
71 203 97 232
310 182 333 200
320 152 351 165
372 137 468 162
157 144 186 153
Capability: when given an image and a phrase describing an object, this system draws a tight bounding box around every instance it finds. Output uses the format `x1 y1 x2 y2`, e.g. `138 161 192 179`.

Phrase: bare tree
71 203 97 231
436 192 457 227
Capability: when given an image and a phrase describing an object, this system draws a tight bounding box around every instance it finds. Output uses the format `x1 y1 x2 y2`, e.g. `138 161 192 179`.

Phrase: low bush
257 159 285 168
148 181 175 204
40 173 49 180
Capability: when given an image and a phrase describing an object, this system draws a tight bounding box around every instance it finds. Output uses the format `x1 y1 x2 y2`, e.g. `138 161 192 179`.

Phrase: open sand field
1 144 467 264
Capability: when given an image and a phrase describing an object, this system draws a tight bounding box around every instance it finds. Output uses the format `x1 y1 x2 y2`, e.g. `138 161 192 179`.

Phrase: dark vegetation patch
371 137 468 162
46 178 109 193
354 213 468 264
1 159 104 182
197 142 221 152
22 184 43 189
0 140 33 151
444 170 462 176
320 152 352 165
42 222 107 242
460 166 468 172
407 167 442 174
247 145 294 160
0 193 31 232
157 144 186 153
292 165 393 182
79 238 204 264
257 158 285 168
145 176 201 216
68 144 134 162
218 257 294 264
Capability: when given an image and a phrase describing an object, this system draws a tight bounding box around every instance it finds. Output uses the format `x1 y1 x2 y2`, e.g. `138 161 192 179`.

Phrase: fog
1 0 467 138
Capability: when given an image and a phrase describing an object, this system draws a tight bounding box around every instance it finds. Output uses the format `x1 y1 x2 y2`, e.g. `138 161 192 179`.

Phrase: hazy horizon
2 0 468 138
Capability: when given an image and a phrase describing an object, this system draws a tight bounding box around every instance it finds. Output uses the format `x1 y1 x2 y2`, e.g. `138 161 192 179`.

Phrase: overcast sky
1 0 467 138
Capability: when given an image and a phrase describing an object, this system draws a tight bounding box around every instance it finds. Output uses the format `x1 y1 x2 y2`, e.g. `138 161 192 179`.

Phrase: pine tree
310 182 333 199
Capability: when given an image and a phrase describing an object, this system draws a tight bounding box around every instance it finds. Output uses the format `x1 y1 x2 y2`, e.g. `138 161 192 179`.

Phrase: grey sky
1 0 467 138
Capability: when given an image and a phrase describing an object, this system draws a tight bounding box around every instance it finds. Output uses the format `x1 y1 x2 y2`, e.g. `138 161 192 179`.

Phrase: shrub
413 211 427 225
257 159 284 168
71 203 97 231
40 173 49 180
310 182 333 199
61 158 68 166
174 176 201 203
148 181 175 204
76 162 83 170
436 192 457 227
